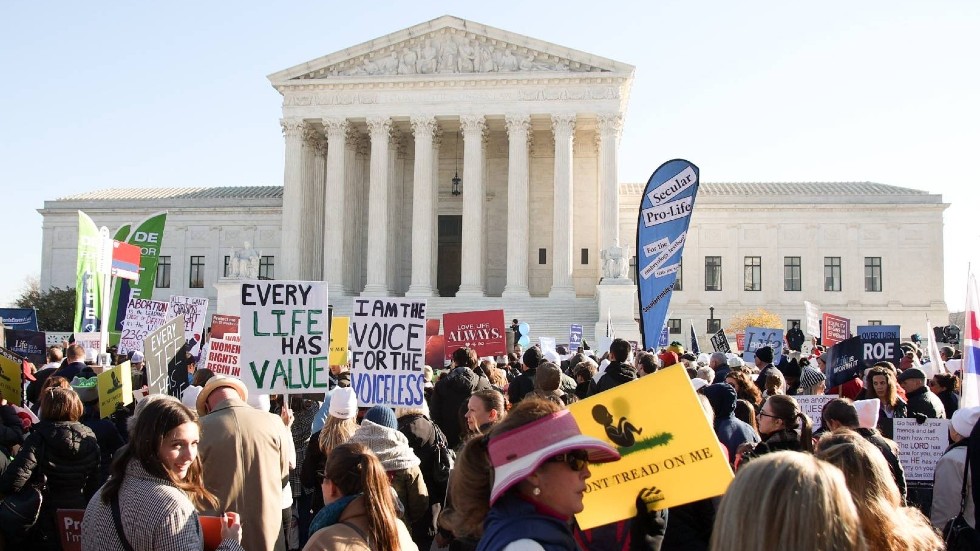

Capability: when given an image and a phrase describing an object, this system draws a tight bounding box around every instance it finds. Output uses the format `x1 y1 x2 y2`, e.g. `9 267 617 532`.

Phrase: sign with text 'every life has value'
568 365 733 529
240 281 329 396
350 298 426 408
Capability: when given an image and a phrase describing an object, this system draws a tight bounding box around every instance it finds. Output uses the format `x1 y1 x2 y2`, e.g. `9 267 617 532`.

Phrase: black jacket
431 367 491 449
590 361 638 396
937 389 959 418
0 404 24 456
507 368 536 406
905 386 946 419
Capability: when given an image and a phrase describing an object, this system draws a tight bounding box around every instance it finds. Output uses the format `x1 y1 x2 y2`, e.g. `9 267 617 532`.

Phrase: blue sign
636 160 700 349
0 308 38 332
569 324 583 352
658 326 669 348
825 335 865 389
742 327 785 364
856 325 902 368
5 329 46 366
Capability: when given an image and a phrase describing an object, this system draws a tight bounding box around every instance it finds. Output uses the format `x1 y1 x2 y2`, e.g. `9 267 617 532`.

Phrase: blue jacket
702 383 759 462
478 493 578 551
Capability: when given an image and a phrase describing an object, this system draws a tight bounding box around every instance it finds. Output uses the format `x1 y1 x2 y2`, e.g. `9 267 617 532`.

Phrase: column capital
280 118 305 140
459 114 486 136
596 113 624 137
551 113 577 135
366 116 392 141
504 114 531 137
303 125 324 151
321 117 349 140
410 115 437 138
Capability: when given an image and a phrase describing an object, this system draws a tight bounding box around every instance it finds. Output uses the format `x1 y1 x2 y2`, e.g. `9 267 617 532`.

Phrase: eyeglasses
758 411 780 420
548 450 590 471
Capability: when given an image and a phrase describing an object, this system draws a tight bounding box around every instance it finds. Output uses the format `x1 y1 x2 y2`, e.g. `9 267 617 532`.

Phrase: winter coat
876 398 908 439
81 459 245 551
938 389 960 419
753 363 776 392
199 398 290 551
0 403 24 456
702 384 760 463
740 429 806 466
349 419 429 526
478 492 578 551
431 367 491 448
590 361 638 396
302 495 418 551
79 402 125 485
905 386 946 419
931 440 975 530
507 368 537 406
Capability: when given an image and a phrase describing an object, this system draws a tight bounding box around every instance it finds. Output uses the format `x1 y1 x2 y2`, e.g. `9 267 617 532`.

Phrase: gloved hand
630 487 668 550
913 412 928 425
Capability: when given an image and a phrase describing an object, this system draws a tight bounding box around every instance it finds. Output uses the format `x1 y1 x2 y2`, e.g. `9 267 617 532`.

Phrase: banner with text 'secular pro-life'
636 160 700 349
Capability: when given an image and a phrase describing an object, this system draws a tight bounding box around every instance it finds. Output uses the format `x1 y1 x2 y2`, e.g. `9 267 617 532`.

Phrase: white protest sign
793 394 835 432
118 298 169 355
893 418 949 481
539 336 557 353
73 333 102 361
350 298 426 407
167 296 209 355
239 281 329 395
804 301 821 337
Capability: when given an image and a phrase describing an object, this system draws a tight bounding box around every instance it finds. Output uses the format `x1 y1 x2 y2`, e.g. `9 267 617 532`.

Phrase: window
629 256 637 283
667 319 682 334
744 256 761 291
259 256 275 279
156 256 171 288
868 320 882 326
538 248 547 265
223 256 231 278
707 318 721 334
705 256 722 291
673 258 683 291
189 256 205 288
824 257 841 291
865 257 882 292
581 248 589 265
787 319 801 332
784 256 801 291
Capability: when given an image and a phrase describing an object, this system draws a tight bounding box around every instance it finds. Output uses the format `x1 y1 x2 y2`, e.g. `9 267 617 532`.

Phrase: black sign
825 335 865 389
710 329 731 353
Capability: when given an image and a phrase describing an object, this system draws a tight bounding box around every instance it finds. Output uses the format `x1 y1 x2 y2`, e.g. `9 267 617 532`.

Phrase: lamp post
707 305 718 334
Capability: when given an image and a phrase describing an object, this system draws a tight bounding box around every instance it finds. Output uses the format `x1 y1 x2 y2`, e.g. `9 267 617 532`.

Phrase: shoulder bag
943 444 980 551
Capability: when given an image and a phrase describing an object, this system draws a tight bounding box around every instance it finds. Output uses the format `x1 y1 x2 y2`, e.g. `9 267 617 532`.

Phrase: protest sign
202 334 241 377
108 211 167 334
710 329 731 353
4 329 46 366
804 301 821 336
98 361 133 419
539 336 557 353
741 327 784 364
689 323 700 354
57 509 85 551
73 332 102 361
328 316 349 366
240 281 329 395
46 332 72 347
658 326 669 347
0 347 23 406
893 418 949 481
856 325 902 368
636 160 700 349
569 324 583 352
118 298 169 355
168 296 208 355
794 394 835 432
568 365 732 529
143 315 185 397
735 333 745 352
209 314 239 340
824 335 864 389
350 298 426 407
822 313 850 347
442 310 506 359
0 308 39 331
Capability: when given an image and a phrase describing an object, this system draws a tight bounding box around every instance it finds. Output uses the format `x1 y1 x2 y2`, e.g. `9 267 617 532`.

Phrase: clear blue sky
2 1 977 311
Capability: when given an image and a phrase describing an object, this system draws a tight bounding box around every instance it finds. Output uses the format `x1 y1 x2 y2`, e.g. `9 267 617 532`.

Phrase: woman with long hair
1 387 100 550
300 386 359 519
866 366 907 438
736 394 813 467
725 371 762 412
816 430 941 551
929 372 959 418
448 398 620 550
710 451 866 551
80 397 243 550
304 442 418 551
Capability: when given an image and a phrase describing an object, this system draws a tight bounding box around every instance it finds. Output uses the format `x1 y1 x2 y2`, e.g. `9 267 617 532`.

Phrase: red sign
425 334 446 370
443 309 507 359
822 313 851 347
209 314 240 340
57 509 85 551
736 333 745 352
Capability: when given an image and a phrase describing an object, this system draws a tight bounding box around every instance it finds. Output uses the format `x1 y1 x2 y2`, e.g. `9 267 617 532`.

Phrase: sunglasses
548 450 590 471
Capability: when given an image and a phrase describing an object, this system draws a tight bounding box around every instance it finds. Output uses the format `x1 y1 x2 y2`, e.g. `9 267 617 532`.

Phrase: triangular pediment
268 15 634 84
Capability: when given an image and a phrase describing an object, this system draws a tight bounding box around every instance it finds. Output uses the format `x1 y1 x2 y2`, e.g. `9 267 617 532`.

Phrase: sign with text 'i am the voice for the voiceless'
350 298 426 407
240 281 329 395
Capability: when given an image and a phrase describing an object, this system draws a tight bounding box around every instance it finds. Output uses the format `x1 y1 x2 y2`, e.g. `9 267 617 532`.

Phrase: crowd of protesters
0 333 976 550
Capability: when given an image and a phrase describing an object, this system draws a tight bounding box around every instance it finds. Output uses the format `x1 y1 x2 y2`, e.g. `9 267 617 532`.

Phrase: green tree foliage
13 277 75 331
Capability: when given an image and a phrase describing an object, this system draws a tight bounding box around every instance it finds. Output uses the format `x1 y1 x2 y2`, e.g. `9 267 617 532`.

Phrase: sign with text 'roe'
240 281 329 395
350 298 426 407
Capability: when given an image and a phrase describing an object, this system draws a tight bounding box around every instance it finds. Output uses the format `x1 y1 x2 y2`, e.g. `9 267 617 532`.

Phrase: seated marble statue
601 241 630 280
230 241 260 279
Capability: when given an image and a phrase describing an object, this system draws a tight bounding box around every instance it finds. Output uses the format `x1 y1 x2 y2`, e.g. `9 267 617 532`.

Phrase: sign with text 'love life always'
856 325 902 368
442 309 506 359
636 160 700 349
240 281 329 396
350 298 426 407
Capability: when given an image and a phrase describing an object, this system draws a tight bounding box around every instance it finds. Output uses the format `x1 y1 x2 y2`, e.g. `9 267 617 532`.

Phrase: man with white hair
709 352 730 383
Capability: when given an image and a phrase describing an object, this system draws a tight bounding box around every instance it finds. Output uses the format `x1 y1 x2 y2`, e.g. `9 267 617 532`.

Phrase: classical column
386 131 402 294
430 128 442 295
362 116 391 296
597 113 624 257
279 118 305 280
456 114 486 297
502 114 531 297
301 125 325 281
407 116 436 297
550 113 576 298
322 117 349 295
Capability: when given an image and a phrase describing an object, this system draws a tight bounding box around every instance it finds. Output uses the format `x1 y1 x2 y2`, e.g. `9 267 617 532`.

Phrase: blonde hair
711 451 866 551
817 430 942 551
319 414 358 454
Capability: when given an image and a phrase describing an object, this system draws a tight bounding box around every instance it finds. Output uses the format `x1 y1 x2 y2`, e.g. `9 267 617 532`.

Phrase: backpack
431 422 455 486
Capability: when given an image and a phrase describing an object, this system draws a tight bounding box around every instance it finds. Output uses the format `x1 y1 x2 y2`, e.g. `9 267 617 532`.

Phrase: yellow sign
329 316 349 366
568 365 733 529
0 347 23 406
98 361 133 418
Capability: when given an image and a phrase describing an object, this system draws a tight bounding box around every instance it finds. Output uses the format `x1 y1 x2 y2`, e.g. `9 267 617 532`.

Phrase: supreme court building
37 16 949 344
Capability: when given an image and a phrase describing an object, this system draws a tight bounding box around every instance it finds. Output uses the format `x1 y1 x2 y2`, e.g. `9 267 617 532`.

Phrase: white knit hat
951 406 980 438
853 399 880 429
328 386 358 419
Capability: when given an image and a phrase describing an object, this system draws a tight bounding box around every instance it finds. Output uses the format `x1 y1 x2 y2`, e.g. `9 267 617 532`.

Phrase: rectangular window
705 256 722 291
744 256 762 291
784 256 801 291
189 256 205 288
155 256 171 288
673 258 683 291
868 320 882 326
259 256 275 279
865 257 882 292
629 256 637 283
538 248 547 265
824 257 841 291
223 256 230 278
581 248 589 265
667 318 682 334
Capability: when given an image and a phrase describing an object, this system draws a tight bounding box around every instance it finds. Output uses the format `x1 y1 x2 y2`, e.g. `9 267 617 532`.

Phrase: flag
110 240 141 281
962 270 980 409
606 308 613 339
74 211 103 333
924 317 947 377
690 321 700 354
